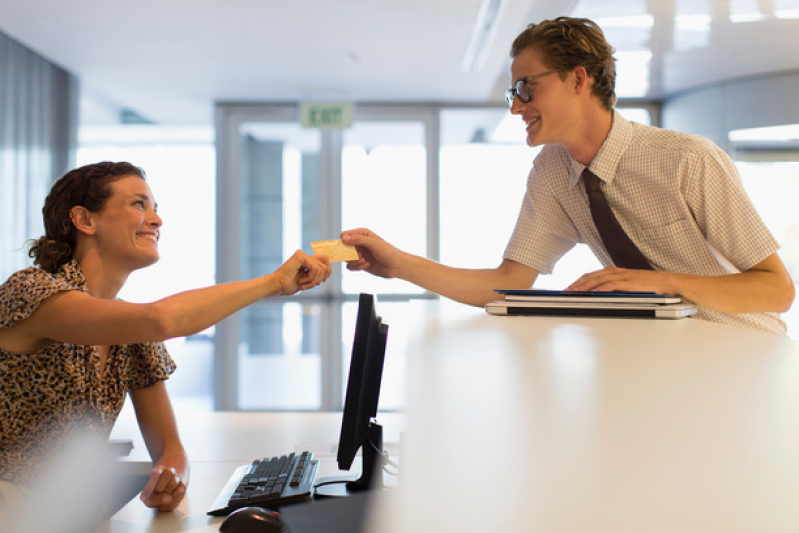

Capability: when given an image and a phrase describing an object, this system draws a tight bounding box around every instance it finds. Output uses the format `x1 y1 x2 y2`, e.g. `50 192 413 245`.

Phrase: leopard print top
0 261 176 486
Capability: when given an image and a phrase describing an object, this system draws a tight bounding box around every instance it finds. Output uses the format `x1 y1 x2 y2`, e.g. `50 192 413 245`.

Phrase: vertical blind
0 30 78 280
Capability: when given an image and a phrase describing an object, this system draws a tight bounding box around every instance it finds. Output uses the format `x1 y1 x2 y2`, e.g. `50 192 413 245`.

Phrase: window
730 125 799 339
215 105 436 411
77 125 217 409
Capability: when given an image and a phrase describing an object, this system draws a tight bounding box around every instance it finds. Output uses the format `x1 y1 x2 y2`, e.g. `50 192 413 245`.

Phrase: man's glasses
504 68 563 107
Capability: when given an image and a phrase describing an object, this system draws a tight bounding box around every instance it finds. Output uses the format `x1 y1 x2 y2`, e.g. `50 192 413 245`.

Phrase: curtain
0 30 78 281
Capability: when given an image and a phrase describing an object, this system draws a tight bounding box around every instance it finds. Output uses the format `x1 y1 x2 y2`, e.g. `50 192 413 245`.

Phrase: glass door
216 106 328 410
214 104 435 411
340 108 436 411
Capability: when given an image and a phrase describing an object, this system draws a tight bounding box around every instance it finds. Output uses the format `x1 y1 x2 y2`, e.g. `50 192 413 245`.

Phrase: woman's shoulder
1 262 85 326
1 262 82 293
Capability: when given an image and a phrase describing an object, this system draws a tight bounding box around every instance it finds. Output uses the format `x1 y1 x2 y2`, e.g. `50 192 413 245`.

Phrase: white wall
662 70 799 149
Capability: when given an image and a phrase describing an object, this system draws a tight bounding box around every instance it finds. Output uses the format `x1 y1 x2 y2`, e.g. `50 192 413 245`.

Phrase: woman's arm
129 381 189 512
7 250 331 348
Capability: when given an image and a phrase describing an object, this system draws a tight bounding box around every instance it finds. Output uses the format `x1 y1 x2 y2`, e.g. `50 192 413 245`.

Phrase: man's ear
70 206 96 236
573 66 591 95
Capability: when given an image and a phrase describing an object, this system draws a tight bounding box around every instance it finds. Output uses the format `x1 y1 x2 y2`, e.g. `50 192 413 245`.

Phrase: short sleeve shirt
0 261 176 486
504 111 786 335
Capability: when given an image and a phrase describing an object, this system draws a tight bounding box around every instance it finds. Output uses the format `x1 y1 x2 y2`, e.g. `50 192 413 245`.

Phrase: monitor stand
314 422 384 498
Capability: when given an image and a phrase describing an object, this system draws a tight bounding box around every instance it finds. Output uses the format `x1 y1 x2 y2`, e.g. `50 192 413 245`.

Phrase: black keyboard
207 451 319 516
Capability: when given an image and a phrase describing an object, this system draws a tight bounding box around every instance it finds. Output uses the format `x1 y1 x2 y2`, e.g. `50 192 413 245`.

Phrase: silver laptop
487 289 696 319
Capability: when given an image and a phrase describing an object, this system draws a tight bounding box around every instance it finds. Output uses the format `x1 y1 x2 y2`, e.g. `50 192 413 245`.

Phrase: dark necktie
582 168 652 270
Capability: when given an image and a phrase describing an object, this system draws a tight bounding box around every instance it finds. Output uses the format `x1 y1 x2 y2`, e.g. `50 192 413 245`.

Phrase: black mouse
219 506 289 533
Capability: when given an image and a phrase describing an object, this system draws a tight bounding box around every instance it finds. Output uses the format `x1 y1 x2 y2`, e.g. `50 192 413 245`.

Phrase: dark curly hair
28 161 147 273
510 17 617 110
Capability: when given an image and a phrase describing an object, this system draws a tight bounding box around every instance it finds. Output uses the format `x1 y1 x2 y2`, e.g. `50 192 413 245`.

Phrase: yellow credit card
310 239 359 262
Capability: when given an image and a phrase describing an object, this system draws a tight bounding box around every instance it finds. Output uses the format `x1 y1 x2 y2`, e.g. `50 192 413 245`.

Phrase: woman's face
91 175 163 271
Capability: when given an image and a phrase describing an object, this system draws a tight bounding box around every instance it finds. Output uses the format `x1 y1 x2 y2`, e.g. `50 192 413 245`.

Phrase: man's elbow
775 276 795 313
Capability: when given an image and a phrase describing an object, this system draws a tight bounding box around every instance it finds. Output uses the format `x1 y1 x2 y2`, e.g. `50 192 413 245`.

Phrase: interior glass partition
341 121 428 296
235 122 326 410
215 104 435 411
339 116 432 411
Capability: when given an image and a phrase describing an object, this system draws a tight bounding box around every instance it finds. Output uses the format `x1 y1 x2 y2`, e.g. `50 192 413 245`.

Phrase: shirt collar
568 109 632 187
59 259 90 292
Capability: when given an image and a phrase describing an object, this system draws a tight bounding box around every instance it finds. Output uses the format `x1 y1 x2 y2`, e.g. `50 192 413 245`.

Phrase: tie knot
582 168 601 194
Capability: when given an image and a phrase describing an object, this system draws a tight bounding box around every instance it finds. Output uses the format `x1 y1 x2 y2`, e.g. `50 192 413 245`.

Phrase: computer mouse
219 506 289 533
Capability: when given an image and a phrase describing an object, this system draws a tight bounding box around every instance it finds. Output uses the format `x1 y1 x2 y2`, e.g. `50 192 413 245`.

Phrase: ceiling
2 0 799 126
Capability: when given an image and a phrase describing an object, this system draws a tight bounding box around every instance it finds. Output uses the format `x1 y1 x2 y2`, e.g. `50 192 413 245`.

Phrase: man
342 16 794 334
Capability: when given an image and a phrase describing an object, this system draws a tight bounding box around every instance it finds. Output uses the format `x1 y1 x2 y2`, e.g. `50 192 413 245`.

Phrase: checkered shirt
504 110 786 335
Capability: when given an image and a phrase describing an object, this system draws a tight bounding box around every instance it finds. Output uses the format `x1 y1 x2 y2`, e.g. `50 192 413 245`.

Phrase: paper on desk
311 239 359 262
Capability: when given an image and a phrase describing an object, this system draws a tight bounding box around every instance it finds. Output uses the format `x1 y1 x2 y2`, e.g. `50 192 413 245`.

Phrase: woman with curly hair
0 161 331 519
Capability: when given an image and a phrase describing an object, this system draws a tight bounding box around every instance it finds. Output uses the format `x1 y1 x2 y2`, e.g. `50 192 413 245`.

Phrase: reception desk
102 304 799 532
370 306 799 532
99 410 405 532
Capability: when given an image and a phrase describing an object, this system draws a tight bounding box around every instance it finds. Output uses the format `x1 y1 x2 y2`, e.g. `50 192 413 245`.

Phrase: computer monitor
315 293 389 497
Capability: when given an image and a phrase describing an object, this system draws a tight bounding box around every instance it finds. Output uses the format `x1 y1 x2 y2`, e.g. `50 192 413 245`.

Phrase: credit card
310 239 359 262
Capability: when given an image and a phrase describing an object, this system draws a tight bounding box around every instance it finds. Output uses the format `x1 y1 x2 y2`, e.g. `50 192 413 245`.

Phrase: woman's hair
28 161 146 273
510 17 617 110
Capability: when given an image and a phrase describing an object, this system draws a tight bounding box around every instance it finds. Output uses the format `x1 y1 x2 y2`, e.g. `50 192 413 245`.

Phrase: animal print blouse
0 261 176 486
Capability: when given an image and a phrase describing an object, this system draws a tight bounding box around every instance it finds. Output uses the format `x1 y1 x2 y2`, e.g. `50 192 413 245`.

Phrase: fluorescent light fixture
78 124 214 145
729 124 799 142
730 12 767 23
675 14 712 31
461 0 508 73
775 9 799 19
595 15 655 28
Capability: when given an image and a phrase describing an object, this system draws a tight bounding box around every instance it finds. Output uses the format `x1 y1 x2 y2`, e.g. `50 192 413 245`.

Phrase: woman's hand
140 464 188 512
274 250 332 295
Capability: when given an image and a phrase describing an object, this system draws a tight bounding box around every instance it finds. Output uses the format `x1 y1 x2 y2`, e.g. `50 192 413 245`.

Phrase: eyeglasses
504 68 563 107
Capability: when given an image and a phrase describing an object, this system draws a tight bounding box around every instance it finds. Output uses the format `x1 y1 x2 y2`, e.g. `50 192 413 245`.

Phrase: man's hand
567 255 795 315
341 228 404 279
567 266 673 294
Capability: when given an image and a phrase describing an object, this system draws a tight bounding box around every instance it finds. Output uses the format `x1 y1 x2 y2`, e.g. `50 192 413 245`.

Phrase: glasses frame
504 68 564 107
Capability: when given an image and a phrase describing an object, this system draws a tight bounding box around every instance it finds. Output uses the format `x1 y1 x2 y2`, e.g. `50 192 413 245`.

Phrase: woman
0 161 331 517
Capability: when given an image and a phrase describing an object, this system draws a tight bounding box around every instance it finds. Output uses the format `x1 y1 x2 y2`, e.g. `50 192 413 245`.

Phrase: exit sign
301 103 353 129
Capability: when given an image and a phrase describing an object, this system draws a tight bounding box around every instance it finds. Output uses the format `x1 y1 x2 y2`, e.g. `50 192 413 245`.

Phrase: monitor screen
315 293 389 497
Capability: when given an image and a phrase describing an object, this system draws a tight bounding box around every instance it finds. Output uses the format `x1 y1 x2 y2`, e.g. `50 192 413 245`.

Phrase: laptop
486 289 697 319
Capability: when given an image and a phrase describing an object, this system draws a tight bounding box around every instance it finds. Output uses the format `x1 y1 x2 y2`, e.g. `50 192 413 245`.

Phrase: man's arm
567 252 795 314
342 228 538 306
129 382 190 512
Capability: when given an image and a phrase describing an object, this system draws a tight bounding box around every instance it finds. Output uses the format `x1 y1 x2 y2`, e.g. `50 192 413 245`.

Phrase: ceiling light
730 12 767 23
595 15 655 28
461 0 508 73
675 15 712 31
729 124 799 142
775 9 799 19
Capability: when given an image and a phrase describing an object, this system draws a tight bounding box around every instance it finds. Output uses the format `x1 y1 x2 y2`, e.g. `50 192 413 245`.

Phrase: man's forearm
398 255 538 307
670 266 795 314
